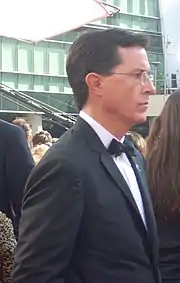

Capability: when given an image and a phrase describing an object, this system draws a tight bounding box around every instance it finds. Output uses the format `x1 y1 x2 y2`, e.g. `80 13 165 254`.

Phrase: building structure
0 0 164 134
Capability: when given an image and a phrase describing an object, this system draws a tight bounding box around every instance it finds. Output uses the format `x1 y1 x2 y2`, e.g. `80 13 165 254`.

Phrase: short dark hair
66 28 149 110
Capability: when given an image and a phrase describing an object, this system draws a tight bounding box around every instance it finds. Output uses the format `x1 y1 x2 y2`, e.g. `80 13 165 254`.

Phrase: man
0 120 34 236
12 29 159 283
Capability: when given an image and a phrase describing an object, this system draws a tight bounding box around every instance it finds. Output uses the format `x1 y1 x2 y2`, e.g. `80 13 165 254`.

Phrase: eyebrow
131 68 151 73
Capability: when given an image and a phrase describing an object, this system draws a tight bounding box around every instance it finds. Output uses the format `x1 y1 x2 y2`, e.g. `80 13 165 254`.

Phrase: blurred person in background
31 144 51 164
32 130 52 148
12 118 32 147
146 90 180 282
0 120 34 237
0 211 16 283
127 131 147 156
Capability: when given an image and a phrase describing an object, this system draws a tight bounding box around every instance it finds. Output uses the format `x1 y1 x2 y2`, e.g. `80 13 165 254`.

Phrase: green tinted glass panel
18 74 33 91
34 76 48 92
1 73 17 88
49 93 74 112
127 0 133 13
119 0 127 12
30 92 50 104
34 43 47 74
148 35 163 53
149 53 158 63
48 43 65 76
1 38 16 72
0 96 18 111
49 77 64 93
139 0 145 15
133 0 140 15
146 0 158 17
119 14 133 28
133 16 158 32
63 77 72 94
17 42 33 73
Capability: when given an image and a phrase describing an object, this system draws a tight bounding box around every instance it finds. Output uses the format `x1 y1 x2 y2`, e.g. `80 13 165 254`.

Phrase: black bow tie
108 138 135 157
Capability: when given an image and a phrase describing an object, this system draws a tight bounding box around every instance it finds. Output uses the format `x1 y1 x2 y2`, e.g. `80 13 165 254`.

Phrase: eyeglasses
107 71 154 85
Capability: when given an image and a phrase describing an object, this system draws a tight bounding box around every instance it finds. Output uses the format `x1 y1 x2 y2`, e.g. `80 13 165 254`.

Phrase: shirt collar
79 111 125 149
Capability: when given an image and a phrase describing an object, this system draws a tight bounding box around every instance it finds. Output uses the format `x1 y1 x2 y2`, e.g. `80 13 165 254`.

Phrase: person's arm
5 125 34 226
11 153 84 283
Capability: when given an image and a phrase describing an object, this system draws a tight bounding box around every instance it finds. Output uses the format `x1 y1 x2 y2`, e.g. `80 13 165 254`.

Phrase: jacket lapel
100 152 142 219
131 154 158 262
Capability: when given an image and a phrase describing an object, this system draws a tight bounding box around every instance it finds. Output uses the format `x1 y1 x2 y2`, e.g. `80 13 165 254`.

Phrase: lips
139 102 149 106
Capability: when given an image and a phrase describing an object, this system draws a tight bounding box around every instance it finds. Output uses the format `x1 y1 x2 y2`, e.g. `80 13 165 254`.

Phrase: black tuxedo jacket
12 118 160 283
0 120 34 234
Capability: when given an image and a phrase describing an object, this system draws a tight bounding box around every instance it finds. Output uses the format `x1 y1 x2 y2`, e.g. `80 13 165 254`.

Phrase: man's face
98 46 156 127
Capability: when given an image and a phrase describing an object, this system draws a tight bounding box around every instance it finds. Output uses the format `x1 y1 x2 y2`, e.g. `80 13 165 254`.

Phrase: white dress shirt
79 111 147 227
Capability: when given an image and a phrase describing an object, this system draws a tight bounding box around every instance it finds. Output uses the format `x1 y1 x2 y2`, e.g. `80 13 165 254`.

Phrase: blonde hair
12 118 32 141
31 144 50 164
127 131 146 155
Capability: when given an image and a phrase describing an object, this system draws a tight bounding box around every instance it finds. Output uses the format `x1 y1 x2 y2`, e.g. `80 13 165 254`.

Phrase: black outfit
156 213 180 282
12 117 160 283
0 120 34 234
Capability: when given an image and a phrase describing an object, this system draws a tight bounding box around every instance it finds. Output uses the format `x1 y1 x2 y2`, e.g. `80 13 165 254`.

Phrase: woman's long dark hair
146 90 180 218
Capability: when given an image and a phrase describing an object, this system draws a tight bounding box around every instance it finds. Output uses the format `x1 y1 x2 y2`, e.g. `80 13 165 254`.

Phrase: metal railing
0 84 77 129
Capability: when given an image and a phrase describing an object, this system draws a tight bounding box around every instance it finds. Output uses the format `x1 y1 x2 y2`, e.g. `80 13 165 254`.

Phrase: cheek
102 81 141 112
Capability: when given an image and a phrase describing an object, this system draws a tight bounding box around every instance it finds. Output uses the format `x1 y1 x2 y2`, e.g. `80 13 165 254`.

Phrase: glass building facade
0 0 163 113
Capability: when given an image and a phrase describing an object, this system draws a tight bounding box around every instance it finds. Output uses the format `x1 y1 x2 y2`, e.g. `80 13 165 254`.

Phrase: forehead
116 46 150 71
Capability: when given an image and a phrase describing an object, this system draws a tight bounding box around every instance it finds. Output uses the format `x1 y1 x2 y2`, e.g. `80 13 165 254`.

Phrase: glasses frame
107 71 154 85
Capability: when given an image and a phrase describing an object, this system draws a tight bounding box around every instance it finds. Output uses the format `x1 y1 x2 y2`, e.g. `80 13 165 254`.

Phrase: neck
82 107 130 140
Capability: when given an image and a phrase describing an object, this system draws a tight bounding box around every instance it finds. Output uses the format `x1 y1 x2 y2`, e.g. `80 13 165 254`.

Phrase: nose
143 79 156 95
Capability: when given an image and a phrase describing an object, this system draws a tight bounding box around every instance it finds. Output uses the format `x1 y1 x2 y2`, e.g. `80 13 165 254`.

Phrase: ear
85 72 103 97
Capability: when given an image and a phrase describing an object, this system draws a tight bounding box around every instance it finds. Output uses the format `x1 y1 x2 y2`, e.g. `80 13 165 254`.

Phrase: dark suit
0 120 34 234
12 118 160 283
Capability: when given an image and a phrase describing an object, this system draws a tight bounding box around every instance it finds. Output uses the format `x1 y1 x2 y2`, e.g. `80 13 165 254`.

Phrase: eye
134 73 142 79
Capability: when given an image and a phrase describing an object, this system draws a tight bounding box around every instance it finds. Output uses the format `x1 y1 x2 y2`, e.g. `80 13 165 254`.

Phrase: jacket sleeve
5 125 34 228
11 151 84 283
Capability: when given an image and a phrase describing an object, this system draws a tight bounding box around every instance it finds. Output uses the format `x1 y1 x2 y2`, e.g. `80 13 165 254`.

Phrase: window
33 76 48 92
17 42 33 73
1 73 17 88
145 0 158 17
32 93 50 105
54 31 77 42
1 38 16 72
133 16 158 32
63 77 73 94
34 43 47 74
63 45 70 75
119 0 127 13
127 0 133 13
48 43 65 76
148 53 158 63
139 0 145 15
49 77 64 93
148 35 163 53
133 0 140 15
49 94 74 112
1 96 18 111
18 74 33 91
119 14 133 28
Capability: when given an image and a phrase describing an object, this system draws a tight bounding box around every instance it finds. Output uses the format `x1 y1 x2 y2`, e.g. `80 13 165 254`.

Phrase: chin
134 115 147 125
